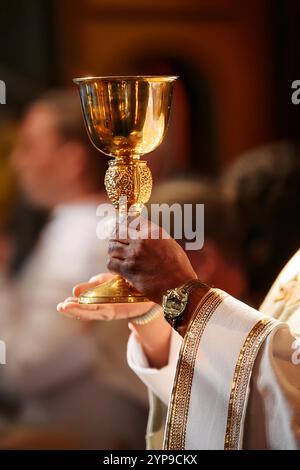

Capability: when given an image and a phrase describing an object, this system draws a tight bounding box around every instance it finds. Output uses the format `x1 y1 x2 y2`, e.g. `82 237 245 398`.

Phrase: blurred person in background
221 140 300 307
0 90 147 449
57 160 300 449
0 115 17 274
58 162 300 449
150 176 248 300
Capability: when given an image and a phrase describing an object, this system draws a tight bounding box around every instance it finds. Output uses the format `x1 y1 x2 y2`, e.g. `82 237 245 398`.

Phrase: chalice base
78 275 149 304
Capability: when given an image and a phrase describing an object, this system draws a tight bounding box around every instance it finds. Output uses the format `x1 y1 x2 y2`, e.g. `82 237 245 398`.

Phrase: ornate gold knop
104 157 152 209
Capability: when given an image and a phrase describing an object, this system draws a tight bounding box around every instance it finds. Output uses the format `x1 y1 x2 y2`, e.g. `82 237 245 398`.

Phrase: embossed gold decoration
163 289 226 450
104 158 152 209
73 76 177 303
224 318 276 450
163 292 277 451
275 274 300 307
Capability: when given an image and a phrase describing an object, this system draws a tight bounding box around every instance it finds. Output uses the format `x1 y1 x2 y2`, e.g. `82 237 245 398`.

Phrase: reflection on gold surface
73 76 177 158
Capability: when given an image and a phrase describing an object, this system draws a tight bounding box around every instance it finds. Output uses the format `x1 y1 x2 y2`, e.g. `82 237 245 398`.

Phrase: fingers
108 241 129 260
109 217 144 243
57 299 154 321
109 217 163 244
57 301 104 321
107 257 124 275
107 240 143 277
109 221 130 244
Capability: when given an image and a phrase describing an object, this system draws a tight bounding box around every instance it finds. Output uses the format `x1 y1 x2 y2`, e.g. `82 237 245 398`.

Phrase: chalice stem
78 157 152 304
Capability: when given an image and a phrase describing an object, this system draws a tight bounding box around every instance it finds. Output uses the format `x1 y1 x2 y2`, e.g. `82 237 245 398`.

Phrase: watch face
163 288 188 319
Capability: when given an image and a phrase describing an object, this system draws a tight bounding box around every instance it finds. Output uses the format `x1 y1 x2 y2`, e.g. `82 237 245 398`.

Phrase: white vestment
127 250 300 449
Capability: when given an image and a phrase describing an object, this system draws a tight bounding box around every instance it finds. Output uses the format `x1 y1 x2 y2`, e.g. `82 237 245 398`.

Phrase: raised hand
107 219 197 304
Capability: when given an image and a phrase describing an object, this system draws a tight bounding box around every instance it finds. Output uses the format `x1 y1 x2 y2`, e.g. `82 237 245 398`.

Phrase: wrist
129 311 172 369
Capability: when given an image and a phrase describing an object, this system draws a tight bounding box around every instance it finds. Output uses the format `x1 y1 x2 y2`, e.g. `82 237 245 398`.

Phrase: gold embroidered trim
224 318 277 450
163 289 226 450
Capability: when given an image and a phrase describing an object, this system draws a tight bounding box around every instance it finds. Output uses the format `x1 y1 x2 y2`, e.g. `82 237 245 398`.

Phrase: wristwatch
162 279 206 329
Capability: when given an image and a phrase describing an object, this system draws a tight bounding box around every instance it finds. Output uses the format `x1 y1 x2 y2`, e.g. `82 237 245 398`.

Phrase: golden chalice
73 75 177 304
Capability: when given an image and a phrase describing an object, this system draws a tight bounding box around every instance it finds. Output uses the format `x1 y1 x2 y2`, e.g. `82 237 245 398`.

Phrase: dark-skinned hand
107 218 197 304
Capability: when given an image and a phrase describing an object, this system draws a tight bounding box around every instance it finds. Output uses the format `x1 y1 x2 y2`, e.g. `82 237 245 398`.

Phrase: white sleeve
127 328 182 406
162 288 300 450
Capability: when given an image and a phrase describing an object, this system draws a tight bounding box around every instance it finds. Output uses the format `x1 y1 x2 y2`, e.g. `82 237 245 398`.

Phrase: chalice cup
73 75 177 304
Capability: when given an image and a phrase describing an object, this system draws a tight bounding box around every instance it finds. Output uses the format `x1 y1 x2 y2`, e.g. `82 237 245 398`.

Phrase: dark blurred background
1 0 300 166
1 0 300 269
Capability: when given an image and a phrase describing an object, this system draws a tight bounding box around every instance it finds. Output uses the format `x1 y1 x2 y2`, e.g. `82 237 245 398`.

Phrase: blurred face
12 104 73 208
